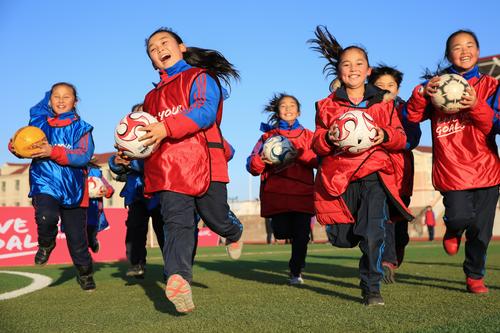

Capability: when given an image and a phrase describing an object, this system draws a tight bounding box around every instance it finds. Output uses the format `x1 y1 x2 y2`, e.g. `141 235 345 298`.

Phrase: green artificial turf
1 242 499 333
0 272 33 294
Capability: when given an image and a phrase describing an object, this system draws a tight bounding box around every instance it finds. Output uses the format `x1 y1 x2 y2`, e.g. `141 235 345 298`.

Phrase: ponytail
308 25 343 78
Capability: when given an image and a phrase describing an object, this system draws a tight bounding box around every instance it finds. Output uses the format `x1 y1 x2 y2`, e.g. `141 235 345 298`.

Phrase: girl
86 159 114 254
309 26 413 306
8 82 96 291
246 93 317 285
368 65 422 283
138 28 243 313
405 30 500 294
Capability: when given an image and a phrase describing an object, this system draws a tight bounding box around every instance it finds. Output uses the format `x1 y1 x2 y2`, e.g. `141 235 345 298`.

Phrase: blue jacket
29 92 94 207
87 167 110 231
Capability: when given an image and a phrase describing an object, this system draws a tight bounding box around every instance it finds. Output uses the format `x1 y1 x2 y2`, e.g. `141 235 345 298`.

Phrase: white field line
0 271 52 300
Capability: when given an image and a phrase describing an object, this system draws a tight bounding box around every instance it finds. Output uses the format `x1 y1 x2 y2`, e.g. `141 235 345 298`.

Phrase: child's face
338 49 371 90
278 96 299 125
147 32 186 70
447 33 479 73
373 74 399 96
50 85 77 114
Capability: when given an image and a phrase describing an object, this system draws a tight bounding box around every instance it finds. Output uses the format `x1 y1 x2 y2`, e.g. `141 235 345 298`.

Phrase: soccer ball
114 111 158 159
88 176 105 198
431 74 471 113
11 126 47 158
332 110 378 154
262 135 297 165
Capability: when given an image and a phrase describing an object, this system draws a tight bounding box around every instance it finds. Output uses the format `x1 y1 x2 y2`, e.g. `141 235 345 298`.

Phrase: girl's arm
223 139 235 162
405 84 433 124
101 176 114 198
295 131 319 168
312 107 335 157
246 139 266 176
399 102 422 150
378 102 407 152
28 92 52 123
50 132 95 167
468 82 500 135
108 155 127 175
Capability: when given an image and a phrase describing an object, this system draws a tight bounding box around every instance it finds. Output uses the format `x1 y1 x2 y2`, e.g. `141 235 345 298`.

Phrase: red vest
143 68 227 196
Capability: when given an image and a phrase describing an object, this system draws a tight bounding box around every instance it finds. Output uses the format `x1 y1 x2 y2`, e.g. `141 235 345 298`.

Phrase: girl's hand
261 155 274 165
460 87 478 110
372 127 385 146
30 139 52 158
8 139 23 158
114 153 131 166
97 187 107 197
327 124 340 146
423 76 440 97
138 122 167 147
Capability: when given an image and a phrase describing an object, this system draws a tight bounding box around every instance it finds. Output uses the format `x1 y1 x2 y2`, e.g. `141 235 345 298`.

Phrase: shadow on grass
406 260 500 271
195 258 362 303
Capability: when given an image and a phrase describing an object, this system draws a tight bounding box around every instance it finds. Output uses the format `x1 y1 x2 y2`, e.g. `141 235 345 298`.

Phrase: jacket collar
154 60 192 87
260 119 302 133
47 110 79 127
448 65 480 80
334 84 386 107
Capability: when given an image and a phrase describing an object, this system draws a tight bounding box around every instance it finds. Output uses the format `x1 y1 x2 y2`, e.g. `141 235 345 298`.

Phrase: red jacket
425 209 436 227
312 85 414 225
405 67 500 192
247 121 318 217
143 65 227 196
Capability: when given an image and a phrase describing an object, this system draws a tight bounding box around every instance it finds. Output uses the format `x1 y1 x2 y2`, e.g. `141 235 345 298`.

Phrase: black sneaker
126 264 145 279
34 243 56 265
363 291 385 306
89 240 100 253
77 274 96 291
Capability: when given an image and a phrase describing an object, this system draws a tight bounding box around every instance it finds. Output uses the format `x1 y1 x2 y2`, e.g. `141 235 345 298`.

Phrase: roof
415 146 432 153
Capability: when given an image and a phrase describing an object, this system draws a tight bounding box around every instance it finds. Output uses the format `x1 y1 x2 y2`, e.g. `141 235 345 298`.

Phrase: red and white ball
88 176 105 198
431 74 471 114
332 110 377 154
114 111 158 159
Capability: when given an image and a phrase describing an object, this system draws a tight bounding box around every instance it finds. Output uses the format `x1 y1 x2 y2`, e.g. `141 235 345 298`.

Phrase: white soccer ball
431 74 471 114
88 176 105 198
332 110 378 155
262 135 297 165
114 111 159 159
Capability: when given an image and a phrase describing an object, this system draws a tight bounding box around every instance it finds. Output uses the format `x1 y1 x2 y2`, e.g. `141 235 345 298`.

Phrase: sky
1 0 498 201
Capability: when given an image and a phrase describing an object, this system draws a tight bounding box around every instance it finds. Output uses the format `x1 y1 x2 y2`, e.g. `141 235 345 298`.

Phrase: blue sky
1 0 498 200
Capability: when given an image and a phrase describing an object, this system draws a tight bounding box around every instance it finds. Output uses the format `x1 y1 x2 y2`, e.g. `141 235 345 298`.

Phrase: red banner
0 207 220 267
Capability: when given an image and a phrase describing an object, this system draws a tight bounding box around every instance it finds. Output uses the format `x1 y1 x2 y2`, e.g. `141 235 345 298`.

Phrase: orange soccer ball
11 126 47 158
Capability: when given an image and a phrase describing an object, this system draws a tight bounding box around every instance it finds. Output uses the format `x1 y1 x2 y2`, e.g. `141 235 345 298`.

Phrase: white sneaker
289 275 304 285
226 239 243 260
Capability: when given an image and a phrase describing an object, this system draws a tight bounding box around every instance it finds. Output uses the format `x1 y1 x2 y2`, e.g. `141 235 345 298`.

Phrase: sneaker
126 264 145 278
289 274 304 285
77 274 96 291
382 262 396 284
226 239 243 260
443 231 461 256
466 277 489 294
89 240 100 254
34 243 56 265
165 274 195 313
362 291 385 306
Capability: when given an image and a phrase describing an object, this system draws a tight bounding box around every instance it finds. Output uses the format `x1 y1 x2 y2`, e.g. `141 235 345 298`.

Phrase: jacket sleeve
295 131 319 168
101 176 115 198
163 73 220 140
380 102 407 152
223 139 235 162
399 102 422 150
50 132 94 167
492 86 500 135
108 155 127 175
28 91 52 123
246 138 266 176
405 85 432 123
312 105 334 157
467 99 495 135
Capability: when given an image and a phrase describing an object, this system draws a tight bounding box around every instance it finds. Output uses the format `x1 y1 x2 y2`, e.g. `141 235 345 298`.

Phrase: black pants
33 194 91 267
326 175 387 293
265 218 273 244
270 212 311 276
160 182 243 282
383 196 410 266
87 224 98 248
442 186 499 279
125 200 164 266
427 225 435 241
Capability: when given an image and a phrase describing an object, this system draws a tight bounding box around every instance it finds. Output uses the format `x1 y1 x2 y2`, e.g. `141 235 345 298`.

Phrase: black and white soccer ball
431 74 471 114
262 135 297 165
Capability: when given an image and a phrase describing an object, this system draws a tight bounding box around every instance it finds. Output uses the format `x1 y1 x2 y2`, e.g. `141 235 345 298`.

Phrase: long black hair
146 28 240 87
308 25 369 87
263 93 301 127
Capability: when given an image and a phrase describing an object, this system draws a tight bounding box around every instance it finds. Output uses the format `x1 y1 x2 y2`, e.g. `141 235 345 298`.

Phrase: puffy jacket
247 120 317 217
313 84 414 225
87 166 114 231
143 60 228 196
405 66 500 191
26 92 94 208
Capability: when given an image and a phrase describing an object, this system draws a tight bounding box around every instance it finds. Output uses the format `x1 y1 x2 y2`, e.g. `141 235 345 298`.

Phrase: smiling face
278 96 300 125
147 31 186 70
373 74 400 95
447 32 479 73
50 84 77 115
338 48 371 91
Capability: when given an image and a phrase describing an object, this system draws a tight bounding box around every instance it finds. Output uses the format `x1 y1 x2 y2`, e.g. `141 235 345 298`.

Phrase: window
1 181 5 192
15 202 20 207
15 180 20 191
